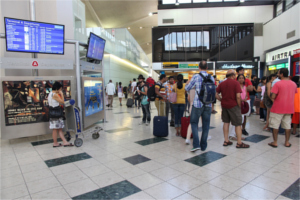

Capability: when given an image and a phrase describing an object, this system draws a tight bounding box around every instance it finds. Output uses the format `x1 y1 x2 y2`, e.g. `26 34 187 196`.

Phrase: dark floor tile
31 138 62 146
132 116 142 118
101 180 141 199
198 126 216 132
45 152 92 168
135 137 168 146
244 134 270 143
281 178 300 200
185 151 226 167
73 189 111 200
105 127 132 133
124 154 151 165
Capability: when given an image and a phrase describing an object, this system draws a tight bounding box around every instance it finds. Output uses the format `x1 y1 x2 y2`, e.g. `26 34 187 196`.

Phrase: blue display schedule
87 33 106 61
5 18 64 54
84 80 103 117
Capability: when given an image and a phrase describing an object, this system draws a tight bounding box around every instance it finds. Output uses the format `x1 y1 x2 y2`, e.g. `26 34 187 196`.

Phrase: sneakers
185 139 190 145
242 129 249 136
207 135 212 140
190 147 201 152
260 119 265 122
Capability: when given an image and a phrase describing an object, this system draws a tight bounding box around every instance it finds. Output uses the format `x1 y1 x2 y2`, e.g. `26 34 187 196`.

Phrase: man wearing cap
216 70 250 148
236 66 253 136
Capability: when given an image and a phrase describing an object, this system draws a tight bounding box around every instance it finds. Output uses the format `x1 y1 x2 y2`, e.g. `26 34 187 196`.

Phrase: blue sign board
84 80 103 117
5 17 65 54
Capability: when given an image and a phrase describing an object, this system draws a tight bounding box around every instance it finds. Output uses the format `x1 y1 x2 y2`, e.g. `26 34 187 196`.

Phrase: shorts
292 112 300 124
221 105 243 126
118 92 124 98
269 112 292 129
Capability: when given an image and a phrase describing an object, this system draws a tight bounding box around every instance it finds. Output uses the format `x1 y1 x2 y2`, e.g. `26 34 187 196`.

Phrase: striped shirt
185 71 215 108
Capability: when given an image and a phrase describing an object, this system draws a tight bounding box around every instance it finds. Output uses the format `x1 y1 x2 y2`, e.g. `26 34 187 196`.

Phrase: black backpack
123 86 127 93
197 73 216 105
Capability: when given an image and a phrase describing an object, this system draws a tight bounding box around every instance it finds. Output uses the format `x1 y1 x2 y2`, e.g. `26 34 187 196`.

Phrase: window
179 0 191 3
193 0 207 2
285 0 294 10
276 1 283 16
171 32 177 50
203 31 209 50
162 0 176 4
208 0 222 2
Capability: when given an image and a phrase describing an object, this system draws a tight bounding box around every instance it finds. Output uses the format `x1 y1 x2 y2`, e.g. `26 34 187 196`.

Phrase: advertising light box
83 80 103 117
4 17 65 54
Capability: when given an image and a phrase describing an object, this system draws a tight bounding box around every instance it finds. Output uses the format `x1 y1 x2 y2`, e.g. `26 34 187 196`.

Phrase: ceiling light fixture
140 27 143 29
128 27 130 29
149 12 153 16
240 0 245 2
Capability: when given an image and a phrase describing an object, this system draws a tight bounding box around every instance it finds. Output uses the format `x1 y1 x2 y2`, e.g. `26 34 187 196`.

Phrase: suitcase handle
158 100 166 116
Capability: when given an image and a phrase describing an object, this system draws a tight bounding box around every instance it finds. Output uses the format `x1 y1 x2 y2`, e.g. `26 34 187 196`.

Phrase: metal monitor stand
30 0 38 77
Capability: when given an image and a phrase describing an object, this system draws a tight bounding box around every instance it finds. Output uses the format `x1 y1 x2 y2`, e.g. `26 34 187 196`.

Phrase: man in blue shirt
185 61 214 152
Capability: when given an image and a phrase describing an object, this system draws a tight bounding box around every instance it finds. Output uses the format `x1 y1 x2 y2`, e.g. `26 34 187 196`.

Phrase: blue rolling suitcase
153 102 168 137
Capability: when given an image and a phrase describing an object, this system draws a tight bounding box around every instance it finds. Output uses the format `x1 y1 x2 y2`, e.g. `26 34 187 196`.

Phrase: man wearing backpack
185 61 215 152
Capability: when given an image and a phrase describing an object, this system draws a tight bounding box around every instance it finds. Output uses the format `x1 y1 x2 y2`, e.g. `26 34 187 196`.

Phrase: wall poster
84 80 103 117
2 80 71 126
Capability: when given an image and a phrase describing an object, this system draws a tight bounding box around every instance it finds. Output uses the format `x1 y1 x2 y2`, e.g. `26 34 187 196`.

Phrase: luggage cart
63 100 102 147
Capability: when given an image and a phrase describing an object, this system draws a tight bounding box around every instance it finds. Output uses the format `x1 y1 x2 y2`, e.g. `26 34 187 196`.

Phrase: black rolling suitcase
127 98 134 107
153 102 168 137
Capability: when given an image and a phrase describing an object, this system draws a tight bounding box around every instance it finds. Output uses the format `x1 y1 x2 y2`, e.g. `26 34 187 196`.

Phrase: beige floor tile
20 162 48 174
188 183 231 199
115 165 146 179
23 168 54 183
80 164 112 178
188 167 221 182
50 163 78 176
234 184 279 200
136 160 165 172
150 166 182 181
224 168 260 182
263 168 299 184
168 174 204 192
104 159 132 170
31 186 70 199
0 166 22 179
122 191 155 200
208 175 247 193
250 175 293 194
56 169 88 185
91 171 125 188
173 193 200 200
0 184 29 199
128 173 163 190
0 174 25 189
169 161 200 173
63 178 99 197
144 182 185 199
73 158 101 169
27 176 61 194
224 194 246 200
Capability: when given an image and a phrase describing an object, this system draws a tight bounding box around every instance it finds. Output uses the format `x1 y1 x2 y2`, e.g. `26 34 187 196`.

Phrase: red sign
32 61 38 67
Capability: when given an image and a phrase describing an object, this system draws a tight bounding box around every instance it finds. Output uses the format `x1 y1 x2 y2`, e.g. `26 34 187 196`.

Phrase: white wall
158 5 273 26
263 3 300 52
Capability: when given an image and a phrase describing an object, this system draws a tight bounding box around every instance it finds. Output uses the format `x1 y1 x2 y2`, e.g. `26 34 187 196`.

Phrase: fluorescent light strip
107 54 148 74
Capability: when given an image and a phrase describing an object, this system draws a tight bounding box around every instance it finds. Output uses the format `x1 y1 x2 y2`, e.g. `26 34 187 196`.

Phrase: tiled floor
1 99 299 200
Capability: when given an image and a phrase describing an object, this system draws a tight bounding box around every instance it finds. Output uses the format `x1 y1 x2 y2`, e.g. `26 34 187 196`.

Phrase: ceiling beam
84 0 104 27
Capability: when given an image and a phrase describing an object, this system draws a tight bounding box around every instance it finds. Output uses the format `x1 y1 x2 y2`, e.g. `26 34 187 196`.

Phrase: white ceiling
83 0 158 56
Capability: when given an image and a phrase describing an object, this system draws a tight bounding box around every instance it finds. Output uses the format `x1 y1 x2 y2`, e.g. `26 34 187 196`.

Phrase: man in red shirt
216 69 250 148
236 67 253 136
268 68 297 148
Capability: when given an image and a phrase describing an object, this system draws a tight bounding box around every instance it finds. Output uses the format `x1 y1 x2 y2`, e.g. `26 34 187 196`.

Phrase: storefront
265 43 300 76
292 49 300 76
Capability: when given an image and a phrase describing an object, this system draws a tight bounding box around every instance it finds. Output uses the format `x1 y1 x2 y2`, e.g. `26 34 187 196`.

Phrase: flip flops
284 144 292 147
53 143 62 148
64 143 74 147
268 143 278 148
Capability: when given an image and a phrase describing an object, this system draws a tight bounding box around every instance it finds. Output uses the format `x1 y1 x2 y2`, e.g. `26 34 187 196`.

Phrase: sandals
223 141 233 146
236 142 250 148
284 144 292 148
53 143 62 148
64 143 74 147
268 142 277 148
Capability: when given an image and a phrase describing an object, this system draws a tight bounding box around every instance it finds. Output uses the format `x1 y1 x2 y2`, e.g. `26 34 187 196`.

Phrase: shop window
162 0 176 4
276 1 283 16
203 31 209 50
285 0 294 10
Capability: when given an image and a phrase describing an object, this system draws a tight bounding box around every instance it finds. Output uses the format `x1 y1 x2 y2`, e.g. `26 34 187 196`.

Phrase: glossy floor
1 99 299 200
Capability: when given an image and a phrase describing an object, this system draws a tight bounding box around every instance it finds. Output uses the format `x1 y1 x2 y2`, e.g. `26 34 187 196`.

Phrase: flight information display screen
86 33 106 61
4 17 65 54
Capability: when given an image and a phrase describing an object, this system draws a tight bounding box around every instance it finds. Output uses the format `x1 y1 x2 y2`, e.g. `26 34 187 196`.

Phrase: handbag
169 85 177 103
49 106 64 118
254 98 260 107
260 100 266 109
241 101 249 115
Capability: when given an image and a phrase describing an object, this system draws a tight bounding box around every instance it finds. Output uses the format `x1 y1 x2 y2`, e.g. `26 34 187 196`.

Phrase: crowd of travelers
102 61 299 152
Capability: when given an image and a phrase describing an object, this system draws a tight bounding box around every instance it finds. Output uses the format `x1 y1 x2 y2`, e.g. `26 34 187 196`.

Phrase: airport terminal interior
0 0 300 200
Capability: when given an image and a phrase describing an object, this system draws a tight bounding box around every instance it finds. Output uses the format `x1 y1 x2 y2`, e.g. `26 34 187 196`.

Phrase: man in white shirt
106 80 115 108
131 78 137 106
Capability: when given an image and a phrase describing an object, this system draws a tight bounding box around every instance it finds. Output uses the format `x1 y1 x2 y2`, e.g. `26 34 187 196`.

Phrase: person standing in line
236 67 253 136
291 76 300 136
138 77 150 125
172 74 186 136
155 74 168 116
165 76 175 127
185 61 214 152
117 82 123 106
211 75 218 114
48 82 73 147
131 78 137 107
216 70 250 148
263 74 277 131
257 76 267 122
249 75 257 114
128 81 132 97
268 68 297 148
106 80 115 109
185 86 195 145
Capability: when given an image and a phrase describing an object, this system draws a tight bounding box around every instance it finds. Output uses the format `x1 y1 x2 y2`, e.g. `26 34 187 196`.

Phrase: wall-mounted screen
86 33 106 61
2 80 71 126
83 80 103 117
4 17 65 54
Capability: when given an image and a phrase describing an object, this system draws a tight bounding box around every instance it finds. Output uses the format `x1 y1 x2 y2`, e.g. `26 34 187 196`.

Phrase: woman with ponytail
172 74 186 136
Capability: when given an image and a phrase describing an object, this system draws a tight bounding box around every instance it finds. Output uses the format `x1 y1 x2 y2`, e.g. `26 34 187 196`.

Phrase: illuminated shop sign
216 62 256 69
266 43 300 62
268 65 276 70
268 63 288 71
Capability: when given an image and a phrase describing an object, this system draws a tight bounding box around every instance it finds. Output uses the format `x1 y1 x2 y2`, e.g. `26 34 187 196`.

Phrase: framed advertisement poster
2 80 71 126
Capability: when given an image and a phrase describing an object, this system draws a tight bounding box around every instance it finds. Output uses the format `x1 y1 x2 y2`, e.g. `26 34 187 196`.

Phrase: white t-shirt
106 83 115 95
131 82 137 92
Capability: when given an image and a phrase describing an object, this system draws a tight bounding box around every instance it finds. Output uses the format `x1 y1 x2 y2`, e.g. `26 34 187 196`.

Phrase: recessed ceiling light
149 12 153 16
140 27 143 29
147 43 149 45
128 27 130 29
240 0 245 2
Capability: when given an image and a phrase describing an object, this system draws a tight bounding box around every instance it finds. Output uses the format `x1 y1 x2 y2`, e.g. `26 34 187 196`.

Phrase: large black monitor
86 32 106 62
4 17 65 55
